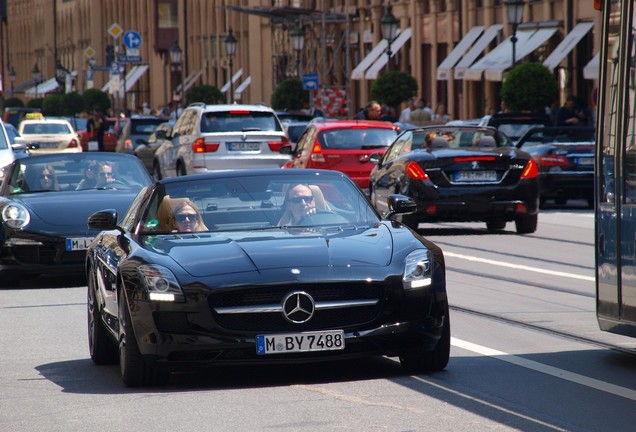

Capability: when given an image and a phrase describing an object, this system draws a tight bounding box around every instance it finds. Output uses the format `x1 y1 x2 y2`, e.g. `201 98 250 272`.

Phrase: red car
283 119 399 193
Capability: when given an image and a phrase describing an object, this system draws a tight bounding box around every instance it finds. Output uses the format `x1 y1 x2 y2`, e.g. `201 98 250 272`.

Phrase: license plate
576 157 594 166
228 142 260 151
35 142 59 148
256 330 345 355
454 170 497 182
65 237 94 251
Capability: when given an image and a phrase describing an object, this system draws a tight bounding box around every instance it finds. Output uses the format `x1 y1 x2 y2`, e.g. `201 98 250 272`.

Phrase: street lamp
380 2 399 71
504 0 525 68
224 28 237 103
31 64 42 99
56 59 69 92
9 66 16 96
290 24 305 79
170 40 183 104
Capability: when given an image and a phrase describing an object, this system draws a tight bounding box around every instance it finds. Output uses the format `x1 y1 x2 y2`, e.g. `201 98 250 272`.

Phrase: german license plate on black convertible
256 330 345 355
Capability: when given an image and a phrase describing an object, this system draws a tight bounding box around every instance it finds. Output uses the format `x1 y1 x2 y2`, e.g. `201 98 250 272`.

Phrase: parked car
115 115 165 155
516 126 595 207
0 152 152 286
85 168 449 386
369 125 539 234
283 119 399 194
133 120 174 177
479 112 553 143
17 117 82 154
161 103 291 176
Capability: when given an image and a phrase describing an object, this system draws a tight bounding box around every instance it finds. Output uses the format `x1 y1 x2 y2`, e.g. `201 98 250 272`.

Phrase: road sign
117 55 142 63
123 31 142 49
303 72 319 90
84 46 96 59
108 23 123 39
111 61 121 75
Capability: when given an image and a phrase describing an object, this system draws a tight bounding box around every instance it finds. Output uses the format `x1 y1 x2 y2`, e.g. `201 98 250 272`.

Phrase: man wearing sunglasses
286 184 317 224
95 162 119 188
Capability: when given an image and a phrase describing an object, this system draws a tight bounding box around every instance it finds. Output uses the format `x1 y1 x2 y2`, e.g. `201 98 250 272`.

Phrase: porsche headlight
403 249 432 290
138 264 184 302
2 203 31 229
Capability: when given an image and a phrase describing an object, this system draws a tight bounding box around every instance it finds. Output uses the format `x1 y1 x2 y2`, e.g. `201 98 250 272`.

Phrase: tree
26 98 43 110
62 92 86 116
500 62 558 113
42 94 64 116
4 97 24 108
185 84 225 106
82 88 111 113
270 78 308 111
370 71 418 111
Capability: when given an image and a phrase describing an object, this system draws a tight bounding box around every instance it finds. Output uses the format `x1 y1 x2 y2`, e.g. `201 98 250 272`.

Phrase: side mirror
87 209 118 230
155 129 167 139
369 152 382 165
385 194 417 219
279 145 292 155
11 137 27 151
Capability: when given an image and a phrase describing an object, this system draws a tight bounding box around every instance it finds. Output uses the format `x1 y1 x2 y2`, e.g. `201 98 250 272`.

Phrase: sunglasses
289 196 314 204
40 174 52 180
175 213 198 222
98 172 113 178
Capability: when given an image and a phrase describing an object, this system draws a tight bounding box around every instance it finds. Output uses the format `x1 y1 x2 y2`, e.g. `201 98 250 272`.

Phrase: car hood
144 224 394 277
14 191 140 226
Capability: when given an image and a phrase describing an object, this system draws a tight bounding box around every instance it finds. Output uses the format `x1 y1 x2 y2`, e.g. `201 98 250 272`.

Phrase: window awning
102 65 149 98
177 69 205 94
453 24 503 79
350 38 390 80
464 23 558 81
365 28 412 79
543 22 594 71
583 52 599 80
25 77 60 97
221 68 243 93
436 26 485 80
234 76 252 100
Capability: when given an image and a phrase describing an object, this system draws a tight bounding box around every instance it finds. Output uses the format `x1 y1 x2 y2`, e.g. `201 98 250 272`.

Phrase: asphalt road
3 200 636 432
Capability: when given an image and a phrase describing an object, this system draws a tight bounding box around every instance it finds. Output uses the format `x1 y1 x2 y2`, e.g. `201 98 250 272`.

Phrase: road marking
444 251 594 282
452 337 636 401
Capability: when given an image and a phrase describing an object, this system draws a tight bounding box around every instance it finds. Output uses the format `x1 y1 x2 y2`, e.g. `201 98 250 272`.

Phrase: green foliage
4 97 24 108
42 94 65 116
500 62 558 112
62 92 86 116
270 78 309 111
82 88 111 113
26 98 43 110
370 71 418 110
185 84 225 105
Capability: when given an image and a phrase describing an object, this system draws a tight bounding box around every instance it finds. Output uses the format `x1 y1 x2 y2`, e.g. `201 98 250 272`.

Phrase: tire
152 161 163 181
399 304 451 373
0 272 20 287
486 220 506 231
118 283 168 387
176 162 187 177
515 214 538 234
87 270 118 365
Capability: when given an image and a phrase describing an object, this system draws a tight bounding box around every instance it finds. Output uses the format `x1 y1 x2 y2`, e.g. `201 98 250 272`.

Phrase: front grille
12 245 85 265
209 282 384 332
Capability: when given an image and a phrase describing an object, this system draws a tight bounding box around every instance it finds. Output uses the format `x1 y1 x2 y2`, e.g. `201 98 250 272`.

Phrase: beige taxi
18 114 82 153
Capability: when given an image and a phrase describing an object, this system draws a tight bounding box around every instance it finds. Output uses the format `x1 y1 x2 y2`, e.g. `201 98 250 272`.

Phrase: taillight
268 136 290 152
124 139 133 150
537 155 568 167
405 161 429 180
192 137 219 153
310 142 326 163
521 159 539 178
68 138 79 148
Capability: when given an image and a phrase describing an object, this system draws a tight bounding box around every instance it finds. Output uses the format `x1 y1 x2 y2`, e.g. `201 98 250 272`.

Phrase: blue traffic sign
123 31 142 49
303 72 319 90
111 61 121 75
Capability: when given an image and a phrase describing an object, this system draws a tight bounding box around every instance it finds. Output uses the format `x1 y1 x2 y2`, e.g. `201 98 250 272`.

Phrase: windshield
140 174 380 234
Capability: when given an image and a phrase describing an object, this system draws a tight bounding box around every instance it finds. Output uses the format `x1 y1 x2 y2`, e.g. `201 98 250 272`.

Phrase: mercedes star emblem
282 291 315 324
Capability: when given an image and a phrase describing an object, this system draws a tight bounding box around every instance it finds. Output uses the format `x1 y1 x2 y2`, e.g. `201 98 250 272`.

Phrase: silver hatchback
163 103 291 176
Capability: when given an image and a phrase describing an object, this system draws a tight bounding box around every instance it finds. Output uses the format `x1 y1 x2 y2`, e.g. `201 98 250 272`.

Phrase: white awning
25 77 59 97
543 22 594 71
464 24 558 81
583 52 599 80
350 35 395 80
454 24 503 79
177 69 205 94
365 28 412 79
102 65 149 98
436 26 485 80
221 68 243 93
234 76 252 100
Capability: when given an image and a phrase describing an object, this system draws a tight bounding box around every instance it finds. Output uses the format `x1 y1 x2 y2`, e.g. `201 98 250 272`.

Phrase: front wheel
515 214 538 234
399 304 451 373
176 162 187 177
87 270 118 365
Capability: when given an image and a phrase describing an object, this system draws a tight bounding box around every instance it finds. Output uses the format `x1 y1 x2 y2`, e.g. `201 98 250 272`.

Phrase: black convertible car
86 169 449 386
0 152 152 285
369 125 540 234
516 126 595 208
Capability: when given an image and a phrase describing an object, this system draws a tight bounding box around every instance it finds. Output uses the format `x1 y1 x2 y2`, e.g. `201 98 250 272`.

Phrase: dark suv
480 112 553 143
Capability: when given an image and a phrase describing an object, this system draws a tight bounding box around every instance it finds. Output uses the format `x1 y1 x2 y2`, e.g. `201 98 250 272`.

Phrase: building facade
2 0 600 119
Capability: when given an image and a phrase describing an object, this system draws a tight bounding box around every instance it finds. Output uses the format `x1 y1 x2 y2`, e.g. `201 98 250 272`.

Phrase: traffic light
106 44 115 65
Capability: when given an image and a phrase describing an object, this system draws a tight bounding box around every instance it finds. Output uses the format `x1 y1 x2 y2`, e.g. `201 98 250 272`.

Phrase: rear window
131 120 163 135
201 111 282 133
22 123 71 135
318 128 397 150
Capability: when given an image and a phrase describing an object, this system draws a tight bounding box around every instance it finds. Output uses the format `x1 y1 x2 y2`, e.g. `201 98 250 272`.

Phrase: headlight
137 264 185 302
403 249 432 290
2 203 31 229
